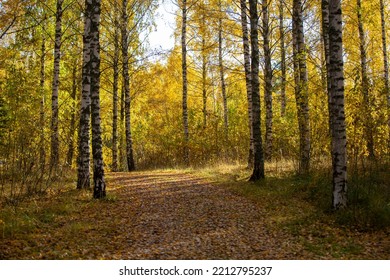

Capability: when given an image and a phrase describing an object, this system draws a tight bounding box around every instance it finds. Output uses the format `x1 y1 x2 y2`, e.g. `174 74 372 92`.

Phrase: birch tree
262 0 273 160
240 0 254 168
292 0 310 173
328 0 347 209
218 0 228 138
90 0 106 198
249 0 265 181
112 3 120 172
181 0 189 166
379 0 389 148
121 0 136 171
39 38 46 170
279 0 286 117
50 0 63 169
77 0 92 189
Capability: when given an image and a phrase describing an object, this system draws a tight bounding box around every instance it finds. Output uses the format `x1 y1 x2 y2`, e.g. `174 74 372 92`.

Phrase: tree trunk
50 0 63 169
321 0 332 132
119 83 125 170
379 0 390 149
182 0 189 166
218 0 228 139
77 1 91 189
292 0 310 173
357 0 374 159
240 0 254 168
112 8 119 172
279 0 286 117
202 36 207 129
39 39 46 170
249 0 265 181
66 59 78 166
262 0 273 161
90 0 106 198
122 0 135 172
328 0 347 209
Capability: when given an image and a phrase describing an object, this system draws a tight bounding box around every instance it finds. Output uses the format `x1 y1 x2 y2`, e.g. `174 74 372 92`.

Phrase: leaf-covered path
1 170 389 259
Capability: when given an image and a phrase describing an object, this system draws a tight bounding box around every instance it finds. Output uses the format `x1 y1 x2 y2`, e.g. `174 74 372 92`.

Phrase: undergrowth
198 160 390 231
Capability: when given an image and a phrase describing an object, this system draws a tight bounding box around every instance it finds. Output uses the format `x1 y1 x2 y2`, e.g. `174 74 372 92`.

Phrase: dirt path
1 171 388 259
0 171 306 259
101 171 303 259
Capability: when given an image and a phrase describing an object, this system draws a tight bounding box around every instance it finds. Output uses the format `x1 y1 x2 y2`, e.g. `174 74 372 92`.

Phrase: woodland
0 0 389 259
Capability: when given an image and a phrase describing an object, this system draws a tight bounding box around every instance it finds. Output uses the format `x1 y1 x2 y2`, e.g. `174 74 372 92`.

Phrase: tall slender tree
262 0 273 161
90 0 106 198
112 4 120 172
328 0 347 209
181 0 190 166
39 38 46 170
379 0 389 149
292 0 310 173
279 0 286 117
50 0 63 169
249 0 265 181
218 0 228 139
77 0 92 190
121 0 135 171
321 0 332 131
240 0 254 168
357 0 374 159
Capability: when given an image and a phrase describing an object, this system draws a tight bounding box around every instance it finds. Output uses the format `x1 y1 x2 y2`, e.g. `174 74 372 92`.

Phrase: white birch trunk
90 0 106 198
329 0 347 209
77 1 91 189
240 0 254 168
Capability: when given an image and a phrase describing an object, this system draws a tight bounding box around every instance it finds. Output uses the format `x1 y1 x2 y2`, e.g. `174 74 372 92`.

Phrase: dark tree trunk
279 0 286 117
379 0 390 148
182 0 189 166
50 0 63 169
292 0 311 173
262 0 273 161
121 0 135 172
357 0 375 159
112 5 120 172
249 0 265 181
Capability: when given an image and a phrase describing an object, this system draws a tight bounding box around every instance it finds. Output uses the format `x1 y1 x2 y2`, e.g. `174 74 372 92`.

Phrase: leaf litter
0 171 389 259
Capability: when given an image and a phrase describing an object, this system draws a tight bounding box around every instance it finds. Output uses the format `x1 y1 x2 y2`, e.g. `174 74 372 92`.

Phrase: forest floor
0 167 389 259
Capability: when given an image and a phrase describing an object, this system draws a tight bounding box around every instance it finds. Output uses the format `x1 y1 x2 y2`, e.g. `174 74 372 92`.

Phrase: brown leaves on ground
0 170 389 259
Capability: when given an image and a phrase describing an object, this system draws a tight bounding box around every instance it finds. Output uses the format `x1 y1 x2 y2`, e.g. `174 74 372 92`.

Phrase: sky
148 0 177 51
